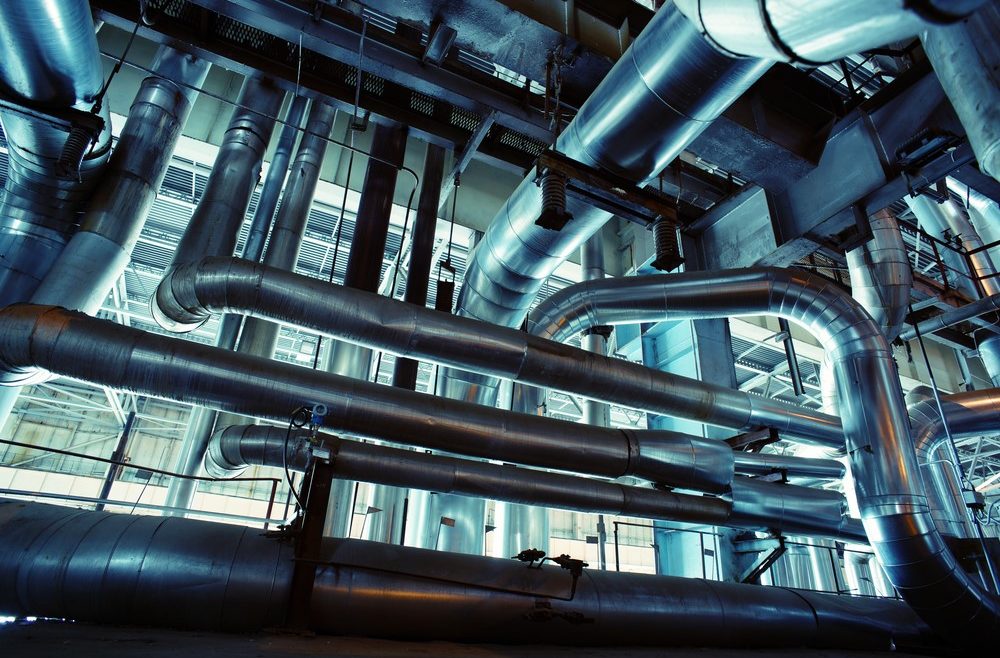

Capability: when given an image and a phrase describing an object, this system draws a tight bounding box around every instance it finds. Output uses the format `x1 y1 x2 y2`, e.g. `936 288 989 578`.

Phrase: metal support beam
95 410 136 512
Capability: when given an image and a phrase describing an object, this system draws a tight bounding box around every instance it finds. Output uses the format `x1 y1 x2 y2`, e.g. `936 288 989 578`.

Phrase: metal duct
442 3 772 405
922 3 1000 181
151 75 283 331
0 0 112 308
522 266 1000 642
845 209 912 342
205 425 855 539
150 257 843 446
978 331 1000 387
0 501 938 650
30 47 211 314
675 0 983 64
910 389 1000 538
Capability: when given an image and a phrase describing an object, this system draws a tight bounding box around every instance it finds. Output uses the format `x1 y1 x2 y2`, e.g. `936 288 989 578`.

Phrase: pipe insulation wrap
0 500 938 650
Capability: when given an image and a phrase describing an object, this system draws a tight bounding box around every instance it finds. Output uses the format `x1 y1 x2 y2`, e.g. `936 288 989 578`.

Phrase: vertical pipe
323 121 407 538
325 121 408 379
95 411 136 511
392 142 446 390
155 77 282 510
242 95 310 264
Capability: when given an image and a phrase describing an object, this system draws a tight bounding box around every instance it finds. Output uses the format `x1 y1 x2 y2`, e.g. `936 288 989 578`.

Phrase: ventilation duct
150 256 843 446
0 0 112 308
30 47 210 313
0 500 939 649
440 3 771 405
674 0 983 64
446 0 973 407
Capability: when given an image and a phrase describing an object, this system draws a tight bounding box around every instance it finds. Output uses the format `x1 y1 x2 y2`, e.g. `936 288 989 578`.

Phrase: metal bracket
739 535 787 583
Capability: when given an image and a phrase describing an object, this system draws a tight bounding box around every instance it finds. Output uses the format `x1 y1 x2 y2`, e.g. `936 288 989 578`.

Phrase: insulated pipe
0 0 113 308
910 389 1000 538
150 257 843 447
845 209 913 342
0 501 937 650
443 3 772 406
150 75 283 331
1 305 834 499
228 100 337 361
30 47 211 314
675 0 983 64
922 3 1000 181
203 425 858 540
242 95 310 264
898 293 1000 341
523 267 1000 642
392 142 446 390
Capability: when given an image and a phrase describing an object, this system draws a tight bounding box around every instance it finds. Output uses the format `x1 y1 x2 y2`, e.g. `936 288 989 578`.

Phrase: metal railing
612 520 899 599
0 437 284 529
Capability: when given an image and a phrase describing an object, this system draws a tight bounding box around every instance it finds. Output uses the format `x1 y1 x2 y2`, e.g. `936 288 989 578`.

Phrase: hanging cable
283 406 311 510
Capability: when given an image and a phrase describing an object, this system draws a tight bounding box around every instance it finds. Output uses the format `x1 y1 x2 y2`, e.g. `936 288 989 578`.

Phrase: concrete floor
0 620 943 658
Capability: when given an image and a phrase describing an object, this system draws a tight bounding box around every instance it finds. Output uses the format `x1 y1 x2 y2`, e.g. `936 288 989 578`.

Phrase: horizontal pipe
733 451 846 480
0 501 936 649
152 257 843 446
898 293 1000 341
206 425 859 540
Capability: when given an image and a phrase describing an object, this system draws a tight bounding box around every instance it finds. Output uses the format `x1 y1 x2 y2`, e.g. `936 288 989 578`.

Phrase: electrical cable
284 406 311 510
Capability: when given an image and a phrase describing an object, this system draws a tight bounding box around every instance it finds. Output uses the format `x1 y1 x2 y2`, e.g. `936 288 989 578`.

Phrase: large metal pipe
675 0 982 64
524 267 1000 642
205 425 855 539
442 3 772 406
922 3 1000 181
151 75 283 331
0 0 112 308
30 47 211 313
0 500 937 649
845 209 912 342
904 194 980 298
150 257 843 446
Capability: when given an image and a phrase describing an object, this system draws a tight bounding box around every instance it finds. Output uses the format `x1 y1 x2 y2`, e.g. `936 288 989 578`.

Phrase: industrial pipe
151 257 844 446
845 209 912 342
898 293 1000 341
521 266 1000 643
675 0 984 64
0 0 112 308
30 47 211 314
443 3 772 406
150 75 283 331
206 424 854 539
0 500 937 649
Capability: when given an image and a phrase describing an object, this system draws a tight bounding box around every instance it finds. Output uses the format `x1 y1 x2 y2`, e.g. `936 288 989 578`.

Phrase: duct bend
151 76 283 331
530 266 1000 643
675 0 984 65
0 0 112 308
148 257 843 446
206 425 861 541
910 389 1000 538
0 501 939 649
444 2 771 406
